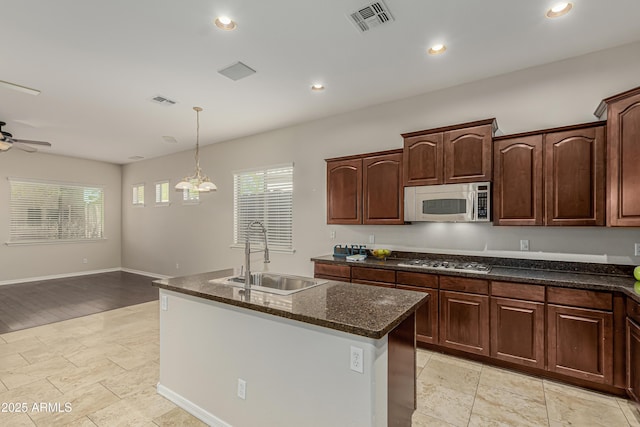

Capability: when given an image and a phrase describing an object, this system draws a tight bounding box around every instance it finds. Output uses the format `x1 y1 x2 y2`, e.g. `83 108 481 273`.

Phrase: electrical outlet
175 263 180 270
237 379 246 399
350 346 364 373
82 258 88 264
520 239 529 251
330 230 336 240
369 235 375 244
635 243 640 256
161 295 168 311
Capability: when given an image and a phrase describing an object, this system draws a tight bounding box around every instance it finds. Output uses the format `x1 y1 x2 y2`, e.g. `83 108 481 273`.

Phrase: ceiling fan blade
13 142 38 153
13 138 51 146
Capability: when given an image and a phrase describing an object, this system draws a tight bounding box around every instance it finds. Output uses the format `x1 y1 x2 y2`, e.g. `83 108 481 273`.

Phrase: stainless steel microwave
404 182 491 222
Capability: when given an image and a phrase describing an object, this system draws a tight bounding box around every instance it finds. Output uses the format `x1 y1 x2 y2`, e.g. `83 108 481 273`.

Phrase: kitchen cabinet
351 266 396 288
490 281 545 369
628 299 640 402
314 262 351 282
439 277 490 356
326 149 404 225
403 118 496 186
547 287 614 385
597 86 640 226
493 122 606 226
396 271 439 345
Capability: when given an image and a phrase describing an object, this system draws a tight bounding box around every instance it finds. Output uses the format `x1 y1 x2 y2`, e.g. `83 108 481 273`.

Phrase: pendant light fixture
175 107 217 192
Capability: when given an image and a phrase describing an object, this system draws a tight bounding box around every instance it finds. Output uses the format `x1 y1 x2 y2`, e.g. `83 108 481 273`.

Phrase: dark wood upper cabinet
598 86 640 226
402 119 496 186
326 158 362 224
326 149 403 225
545 126 605 226
493 135 544 225
494 122 606 227
363 152 404 224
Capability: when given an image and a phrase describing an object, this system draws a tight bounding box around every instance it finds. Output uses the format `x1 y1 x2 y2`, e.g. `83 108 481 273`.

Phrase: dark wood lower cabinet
439 290 489 356
388 312 416 427
628 318 640 401
397 285 438 345
547 304 614 385
491 297 545 369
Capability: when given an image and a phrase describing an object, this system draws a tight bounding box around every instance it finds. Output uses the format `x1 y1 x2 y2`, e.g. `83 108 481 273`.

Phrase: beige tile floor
0 301 638 427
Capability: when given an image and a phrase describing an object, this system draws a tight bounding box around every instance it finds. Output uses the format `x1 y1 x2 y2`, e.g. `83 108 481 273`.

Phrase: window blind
233 164 293 250
9 178 105 243
132 184 144 205
155 181 169 205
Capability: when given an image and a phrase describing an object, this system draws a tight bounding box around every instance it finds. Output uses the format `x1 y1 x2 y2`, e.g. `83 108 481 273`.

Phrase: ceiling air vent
218 61 257 81
151 95 177 105
349 1 394 33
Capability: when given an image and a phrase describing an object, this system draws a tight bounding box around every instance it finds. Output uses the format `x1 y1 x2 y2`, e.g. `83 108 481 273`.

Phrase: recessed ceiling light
311 83 325 91
546 2 573 18
214 16 237 31
0 79 41 96
428 44 447 55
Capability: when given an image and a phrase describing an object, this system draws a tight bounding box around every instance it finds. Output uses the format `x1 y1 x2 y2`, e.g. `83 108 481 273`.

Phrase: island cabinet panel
439 290 490 356
314 262 350 282
491 296 545 369
544 126 606 226
547 304 614 385
403 132 443 186
444 124 493 184
402 118 496 186
493 135 544 225
388 312 417 427
628 318 640 401
397 285 438 345
352 266 396 288
605 86 640 226
363 152 404 224
326 158 362 224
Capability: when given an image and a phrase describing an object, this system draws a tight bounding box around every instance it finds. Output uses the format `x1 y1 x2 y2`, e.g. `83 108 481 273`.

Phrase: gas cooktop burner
396 259 491 274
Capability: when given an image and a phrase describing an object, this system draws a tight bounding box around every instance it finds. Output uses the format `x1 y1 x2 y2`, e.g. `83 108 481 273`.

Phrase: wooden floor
0 271 159 334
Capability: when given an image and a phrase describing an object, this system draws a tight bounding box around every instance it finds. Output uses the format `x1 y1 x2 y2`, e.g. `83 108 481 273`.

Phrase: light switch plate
635 243 640 256
520 239 530 251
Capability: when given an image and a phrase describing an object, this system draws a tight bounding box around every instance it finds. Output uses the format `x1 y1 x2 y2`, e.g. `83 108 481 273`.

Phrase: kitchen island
152 269 428 427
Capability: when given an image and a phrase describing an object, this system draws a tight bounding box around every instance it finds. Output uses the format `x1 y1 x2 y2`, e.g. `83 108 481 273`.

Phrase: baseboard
157 383 231 427
120 268 171 280
0 267 170 286
0 268 121 286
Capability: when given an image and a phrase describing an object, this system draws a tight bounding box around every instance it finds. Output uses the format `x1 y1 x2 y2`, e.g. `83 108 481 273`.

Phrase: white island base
157 289 416 427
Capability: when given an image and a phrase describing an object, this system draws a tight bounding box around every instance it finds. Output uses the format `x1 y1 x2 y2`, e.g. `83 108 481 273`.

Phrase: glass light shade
175 180 192 190
198 181 217 192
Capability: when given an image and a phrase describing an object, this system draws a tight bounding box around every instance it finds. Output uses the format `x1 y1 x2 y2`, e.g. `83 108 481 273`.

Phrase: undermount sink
210 272 327 295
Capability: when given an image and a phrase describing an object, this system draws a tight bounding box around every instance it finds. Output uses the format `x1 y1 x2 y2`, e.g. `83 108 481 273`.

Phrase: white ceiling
2 0 640 164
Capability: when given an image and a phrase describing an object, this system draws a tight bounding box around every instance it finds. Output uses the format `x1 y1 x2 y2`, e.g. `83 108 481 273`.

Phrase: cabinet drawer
629 299 640 325
314 263 350 280
396 271 438 288
547 287 612 311
440 276 489 294
352 267 396 284
352 279 395 288
491 281 545 302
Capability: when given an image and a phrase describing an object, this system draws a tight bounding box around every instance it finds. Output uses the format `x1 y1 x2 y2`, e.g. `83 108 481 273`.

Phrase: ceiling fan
0 121 52 153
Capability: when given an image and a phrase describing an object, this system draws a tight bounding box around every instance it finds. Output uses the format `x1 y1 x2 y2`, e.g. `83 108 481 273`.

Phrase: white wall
0 151 122 282
122 41 640 278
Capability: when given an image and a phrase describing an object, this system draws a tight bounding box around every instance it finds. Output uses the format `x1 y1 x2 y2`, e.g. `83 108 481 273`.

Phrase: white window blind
183 184 200 203
233 164 293 251
155 181 169 205
132 184 144 206
9 178 105 243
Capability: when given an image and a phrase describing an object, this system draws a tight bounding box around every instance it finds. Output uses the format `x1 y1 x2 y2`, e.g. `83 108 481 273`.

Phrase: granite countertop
152 269 428 339
311 254 640 304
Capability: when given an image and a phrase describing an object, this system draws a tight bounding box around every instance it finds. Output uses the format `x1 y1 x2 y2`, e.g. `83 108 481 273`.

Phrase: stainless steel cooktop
396 259 491 274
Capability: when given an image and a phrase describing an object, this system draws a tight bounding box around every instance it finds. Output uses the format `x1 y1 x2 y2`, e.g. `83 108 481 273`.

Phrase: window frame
132 183 145 207
155 180 170 207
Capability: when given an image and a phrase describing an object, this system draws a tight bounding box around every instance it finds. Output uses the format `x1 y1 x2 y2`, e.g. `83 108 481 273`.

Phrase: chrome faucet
244 220 270 289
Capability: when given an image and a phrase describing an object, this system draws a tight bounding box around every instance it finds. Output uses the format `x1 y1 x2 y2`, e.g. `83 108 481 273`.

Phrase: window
233 164 293 252
132 184 144 206
9 178 105 243
183 181 200 204
155 181 170 206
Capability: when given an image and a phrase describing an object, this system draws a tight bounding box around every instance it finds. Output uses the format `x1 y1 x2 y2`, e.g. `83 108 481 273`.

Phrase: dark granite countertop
152 269 428 339
311 254 640 304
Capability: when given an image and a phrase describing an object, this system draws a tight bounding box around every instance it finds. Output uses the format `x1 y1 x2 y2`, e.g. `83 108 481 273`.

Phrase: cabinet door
439 290 489 356
403 133 443 186
363 153 404 224
608 89 640 226
397 285 438 345
444 124 493 184
493 135 544 225
326 159 362 224
547 304 613 384
491 297 545 369
544 126 605 226
628 318 640 402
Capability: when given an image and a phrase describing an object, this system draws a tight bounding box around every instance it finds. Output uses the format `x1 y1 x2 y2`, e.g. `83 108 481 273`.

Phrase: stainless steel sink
210 272 327 295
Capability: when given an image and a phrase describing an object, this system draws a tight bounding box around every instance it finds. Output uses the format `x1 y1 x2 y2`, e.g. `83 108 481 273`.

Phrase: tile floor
0 300 637 426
